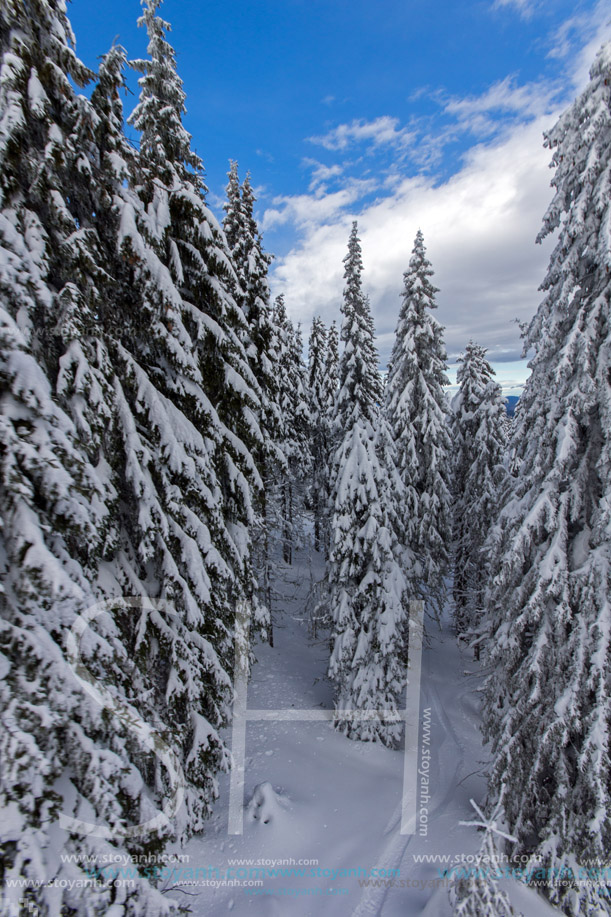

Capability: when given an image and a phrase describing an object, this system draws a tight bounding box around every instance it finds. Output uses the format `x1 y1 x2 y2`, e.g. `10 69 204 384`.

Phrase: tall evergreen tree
483 42 611 917
319 320 340 555
308 316 327 431
222 165 281 457
222 163 284 639
385 230 452 617
272 295 311 564
327 223 407 747
451 342 507 640
223 159 242 253
0 0 266 910
129 0 261 481
324 320 340 414
119 0 267 835
308 316 329 552
0 3 178 913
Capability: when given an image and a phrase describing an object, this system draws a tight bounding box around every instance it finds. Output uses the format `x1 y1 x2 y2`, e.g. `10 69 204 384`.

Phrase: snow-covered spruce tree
324 319 340 413
272 294 311 565
308 316 329 552
0 319 176 917
0 6 177 915
115 0 267 837
385 230 452 617
223 159 242 253
223 163 284 639
319 319 340 555
483 42 611 917
129 0 262 494
327 222 407 746
451 342 507 640
223 165 281 458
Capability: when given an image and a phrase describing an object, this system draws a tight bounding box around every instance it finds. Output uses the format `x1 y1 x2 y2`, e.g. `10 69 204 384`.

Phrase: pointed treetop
336 222 382 427
403 229 439 312
128 0 201 184
223 160 242 251
323 320 340 415
90 44 130 147
274 293 286 322
456 341 496 391
343 220 365 309
308 316 327 393
242 171 255 216
240 172 272 272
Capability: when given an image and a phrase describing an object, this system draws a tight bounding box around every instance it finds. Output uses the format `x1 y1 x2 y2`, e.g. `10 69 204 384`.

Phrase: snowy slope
167 544 562 917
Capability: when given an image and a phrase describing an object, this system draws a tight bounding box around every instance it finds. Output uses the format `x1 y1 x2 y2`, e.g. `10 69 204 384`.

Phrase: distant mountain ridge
505 395 519 417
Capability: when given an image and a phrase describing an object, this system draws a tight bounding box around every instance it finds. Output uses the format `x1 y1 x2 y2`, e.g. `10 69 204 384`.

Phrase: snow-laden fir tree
1 0 266 910
308 317 328 416
308 316 329 552
129 0 262 467
483 41 611 917
222 164 281 458
385 230 452 617
327 222 408 747
452 342 507 640
0 4 178 914
119 0 268 835
223 159 242 252
319 319 340 554
223 163 284 638
324 319 340 413
272 295 311 565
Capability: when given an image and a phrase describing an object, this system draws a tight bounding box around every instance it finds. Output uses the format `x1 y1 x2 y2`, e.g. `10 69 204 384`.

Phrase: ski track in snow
352 621 469 917
170 546 561 917
353 652 464 917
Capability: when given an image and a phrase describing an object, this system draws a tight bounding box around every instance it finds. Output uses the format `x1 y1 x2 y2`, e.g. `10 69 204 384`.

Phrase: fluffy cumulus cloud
442 76 559 136
265 7 611 382
262 177 379 232
308 116 415 153
271 117 555 367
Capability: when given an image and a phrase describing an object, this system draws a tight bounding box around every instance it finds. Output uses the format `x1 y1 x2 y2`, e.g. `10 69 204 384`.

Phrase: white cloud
270 117 556 365
302 158 346 191
560 3 611 88
262 177 378 232
443 75 558 133
491 0 537 19
309 116 415 152
266 9 611 371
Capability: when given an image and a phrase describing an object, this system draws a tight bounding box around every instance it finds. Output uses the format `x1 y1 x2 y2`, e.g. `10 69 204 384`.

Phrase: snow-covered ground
167 543 560 916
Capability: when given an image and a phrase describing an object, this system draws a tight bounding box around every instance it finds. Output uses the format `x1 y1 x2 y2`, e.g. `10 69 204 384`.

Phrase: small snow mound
246 782 287 826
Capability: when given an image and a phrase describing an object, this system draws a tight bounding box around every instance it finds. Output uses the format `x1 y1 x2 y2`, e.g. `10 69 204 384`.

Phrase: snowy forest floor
167 537 561 917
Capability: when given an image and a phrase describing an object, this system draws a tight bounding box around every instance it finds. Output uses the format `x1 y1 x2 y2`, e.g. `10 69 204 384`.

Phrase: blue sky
70 0 611 394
